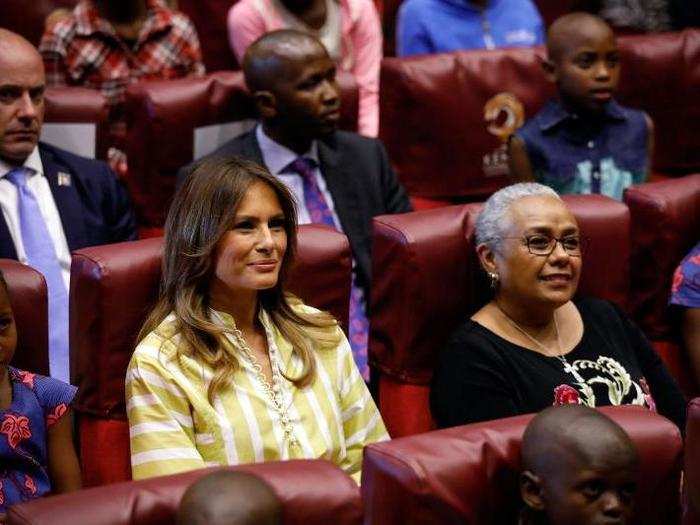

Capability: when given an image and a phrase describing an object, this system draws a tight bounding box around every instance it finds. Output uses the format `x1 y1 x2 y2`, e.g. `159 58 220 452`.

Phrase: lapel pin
57 172 71 187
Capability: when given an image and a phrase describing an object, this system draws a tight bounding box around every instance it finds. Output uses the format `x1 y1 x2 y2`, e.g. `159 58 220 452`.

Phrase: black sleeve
375 140 413 214
430 324 519 428
102 163 137 242
611 302 687 431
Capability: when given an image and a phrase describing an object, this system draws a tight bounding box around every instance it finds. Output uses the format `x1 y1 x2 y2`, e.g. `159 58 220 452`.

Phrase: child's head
520 405 639 525
177 470 282 525
543 13 620 115
0 271 17 369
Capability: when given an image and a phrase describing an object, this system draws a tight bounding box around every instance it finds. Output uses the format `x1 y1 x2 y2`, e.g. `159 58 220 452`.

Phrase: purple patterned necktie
5 167 70 382
286 157 370 380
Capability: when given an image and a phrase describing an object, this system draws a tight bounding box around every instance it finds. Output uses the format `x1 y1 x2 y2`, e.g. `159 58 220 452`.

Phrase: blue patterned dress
670 241 700 308
0 367 76 513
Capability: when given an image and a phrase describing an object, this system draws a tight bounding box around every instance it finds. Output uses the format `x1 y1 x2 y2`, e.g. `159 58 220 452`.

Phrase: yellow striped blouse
125 305 388 482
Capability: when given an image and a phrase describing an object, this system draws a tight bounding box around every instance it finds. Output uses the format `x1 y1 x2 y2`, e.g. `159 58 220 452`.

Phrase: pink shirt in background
228 0 382 137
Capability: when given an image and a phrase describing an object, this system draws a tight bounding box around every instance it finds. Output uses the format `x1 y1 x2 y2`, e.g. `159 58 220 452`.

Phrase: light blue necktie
5 167 70 383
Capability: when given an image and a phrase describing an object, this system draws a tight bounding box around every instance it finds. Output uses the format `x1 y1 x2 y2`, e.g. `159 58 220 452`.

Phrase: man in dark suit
0 29 137 382
178 30 412 379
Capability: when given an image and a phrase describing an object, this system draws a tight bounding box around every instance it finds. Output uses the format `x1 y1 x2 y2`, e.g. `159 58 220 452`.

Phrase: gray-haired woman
430 183 686 429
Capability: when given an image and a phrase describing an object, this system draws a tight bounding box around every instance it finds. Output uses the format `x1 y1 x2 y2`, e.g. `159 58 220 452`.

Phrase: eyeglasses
497 234 589 257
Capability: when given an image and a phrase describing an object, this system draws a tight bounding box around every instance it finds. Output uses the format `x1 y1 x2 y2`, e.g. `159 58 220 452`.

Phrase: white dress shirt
256 125 344 230
0 147 72 289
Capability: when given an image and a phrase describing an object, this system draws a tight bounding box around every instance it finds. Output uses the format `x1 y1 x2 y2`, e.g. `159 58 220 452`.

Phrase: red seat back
361 405 682 525
70 225 352 485
1 0 78 46
379 30 700 201
8 460 362 525
43 86 111 160
0 260 49 375
124 70 359 227
370 195 631 436
624 174 700 340
178 0 239 72
685 398 700 524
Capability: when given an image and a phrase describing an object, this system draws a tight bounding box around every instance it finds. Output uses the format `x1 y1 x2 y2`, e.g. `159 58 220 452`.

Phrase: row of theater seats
3 0 593 72
38 29 700 228
3 175 697 489
6 403 698 524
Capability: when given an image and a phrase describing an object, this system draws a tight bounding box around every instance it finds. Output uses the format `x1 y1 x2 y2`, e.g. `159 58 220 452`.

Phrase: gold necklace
495 304 570 369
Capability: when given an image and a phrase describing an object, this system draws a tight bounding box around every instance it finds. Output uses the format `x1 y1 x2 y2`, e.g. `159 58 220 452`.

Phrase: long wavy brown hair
138 156 340 401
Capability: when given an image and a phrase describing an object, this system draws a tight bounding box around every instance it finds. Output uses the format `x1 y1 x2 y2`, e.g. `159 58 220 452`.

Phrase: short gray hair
475 183 561 250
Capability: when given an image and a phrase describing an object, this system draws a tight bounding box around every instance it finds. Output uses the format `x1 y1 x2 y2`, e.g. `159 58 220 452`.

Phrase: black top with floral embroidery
430 297 686 430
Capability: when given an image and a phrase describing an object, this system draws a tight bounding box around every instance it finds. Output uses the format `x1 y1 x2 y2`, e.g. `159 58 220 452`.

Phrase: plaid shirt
39 0 205 119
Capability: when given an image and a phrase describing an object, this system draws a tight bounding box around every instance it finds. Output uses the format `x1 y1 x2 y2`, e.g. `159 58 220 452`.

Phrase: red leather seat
1 0 78 47
124 70 359 227
0 260 49 376
380 30 700 204
7 460 362 525
70 225 352 486
43 86 111 160
685 397 700 524
361 405 682 524
624 174 700 395
370 194 631 436
178 0 240 72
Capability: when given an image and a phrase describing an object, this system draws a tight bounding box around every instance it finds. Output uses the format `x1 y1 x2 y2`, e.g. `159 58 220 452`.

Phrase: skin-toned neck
208 279 259 333
0 366 11 410
494 294 558 330
262 121 313 156
95 0 147 25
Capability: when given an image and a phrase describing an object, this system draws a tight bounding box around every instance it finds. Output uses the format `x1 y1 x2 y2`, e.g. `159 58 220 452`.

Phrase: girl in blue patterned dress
0 271 81 518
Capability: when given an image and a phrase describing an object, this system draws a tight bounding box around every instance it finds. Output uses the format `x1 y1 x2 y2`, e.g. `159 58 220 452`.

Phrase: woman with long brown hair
126 156 387 481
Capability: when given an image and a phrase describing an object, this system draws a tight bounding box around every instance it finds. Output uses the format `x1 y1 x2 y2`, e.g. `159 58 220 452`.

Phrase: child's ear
540 56 557 83
521 470 546 511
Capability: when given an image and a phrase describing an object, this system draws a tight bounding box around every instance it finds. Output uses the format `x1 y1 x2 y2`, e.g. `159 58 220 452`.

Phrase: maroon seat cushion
624 174 700 340
380 30 700 201
124 70 359 227
0 260 49 375
362 405 682 525
685 397 700 525
7 460 362 525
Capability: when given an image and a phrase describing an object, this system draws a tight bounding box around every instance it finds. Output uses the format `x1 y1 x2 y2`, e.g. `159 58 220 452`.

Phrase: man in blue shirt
396 0 545 56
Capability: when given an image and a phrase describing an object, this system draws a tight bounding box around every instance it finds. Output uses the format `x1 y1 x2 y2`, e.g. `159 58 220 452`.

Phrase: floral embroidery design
553 384 580 405
0 480 4 505
671 266 684 294
552 356 649 410
46 403 68 428
0 414 32 449
16 371 35 389
24 475 37 495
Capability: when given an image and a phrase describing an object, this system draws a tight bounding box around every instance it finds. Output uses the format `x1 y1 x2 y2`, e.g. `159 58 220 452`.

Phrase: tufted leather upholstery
361 405 682 525
624 175 700 340
380 30 700 201
684 398 700 525
0 260 49 376
124 70 359 227
70 225 352 485
7 460 362 525
370 194 631 436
